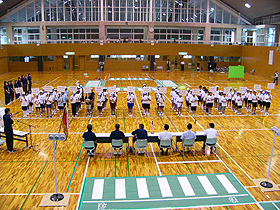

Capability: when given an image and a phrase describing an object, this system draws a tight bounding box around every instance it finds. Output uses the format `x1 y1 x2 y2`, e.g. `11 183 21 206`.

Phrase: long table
0 128 30 148
95 132 206 151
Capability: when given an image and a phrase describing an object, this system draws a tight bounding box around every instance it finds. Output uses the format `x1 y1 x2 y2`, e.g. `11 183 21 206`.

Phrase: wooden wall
241 46 280 79
0 46 9 75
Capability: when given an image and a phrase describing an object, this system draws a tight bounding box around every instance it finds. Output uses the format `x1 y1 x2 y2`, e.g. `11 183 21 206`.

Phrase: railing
2 39 279 47
254 13 280 25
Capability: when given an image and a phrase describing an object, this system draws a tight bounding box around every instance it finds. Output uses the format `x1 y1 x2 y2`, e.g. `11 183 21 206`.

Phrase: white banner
15 87 23 94
269 50 274 65
224 87 231 94
31 88 40 95
44 86 53 92
108 86 117 93
209 87 216 93
69 86 77 92
254 85 262 91
267 83 275 89
84 87 92 94
57 86 66 92
159 87 167 94
180 90 187 96
95 86 104 93
127 86 135 93
143 87 151 93
239 87 247 93
192 89 200 95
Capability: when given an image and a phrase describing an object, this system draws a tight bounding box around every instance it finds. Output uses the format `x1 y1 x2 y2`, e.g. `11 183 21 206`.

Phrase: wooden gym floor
0 69 279 210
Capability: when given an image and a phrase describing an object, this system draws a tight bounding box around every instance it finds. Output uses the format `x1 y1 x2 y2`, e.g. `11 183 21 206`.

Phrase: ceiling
0 0 280 22
220 0 280 20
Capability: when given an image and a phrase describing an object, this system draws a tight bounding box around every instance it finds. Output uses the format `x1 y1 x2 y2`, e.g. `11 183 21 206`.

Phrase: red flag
62 106 69 139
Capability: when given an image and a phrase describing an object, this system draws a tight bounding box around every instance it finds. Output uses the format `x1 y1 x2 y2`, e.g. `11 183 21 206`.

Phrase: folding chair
159 139 172 156
82 140 96 158
135 139 148 155
182 138 195 155
112 139 124 156
205 138 217 154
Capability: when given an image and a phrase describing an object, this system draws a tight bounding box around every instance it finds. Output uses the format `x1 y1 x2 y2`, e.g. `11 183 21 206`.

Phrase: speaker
38 56 43 71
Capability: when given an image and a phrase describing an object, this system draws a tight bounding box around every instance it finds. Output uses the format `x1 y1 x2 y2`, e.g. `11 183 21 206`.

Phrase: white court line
115 179 126 199
177 177 195 196
197 77 217 86
216 174 238 194
185 83 192 87
272 203 280 210
150 143 162 176
92 179 104 199
158 160 221 164
157 177 173 197
197 176 217 195
83 194 249 203
76 155 90 210
136 178 150 198
44 76 60 86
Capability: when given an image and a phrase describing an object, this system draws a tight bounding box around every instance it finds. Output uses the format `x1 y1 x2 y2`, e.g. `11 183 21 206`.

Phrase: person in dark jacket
27 73 32 91
3 108 16 153
110 124 125 155
4 81 10 105
8 81 14 102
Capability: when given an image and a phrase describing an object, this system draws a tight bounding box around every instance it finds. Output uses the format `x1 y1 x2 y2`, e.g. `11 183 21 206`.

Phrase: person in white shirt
231 90 237 112
102 88 108 109
236 92 243 115
247 89 253 112
251 91 258 115
75 90 81 113
20 93 29 118
177 93 184 116
186 90 192 111
142 93 151 116
264 91 272 115
38 91 45 116
110 92 117 117
70 92 77 117
97 93 104 117
204 123 218 152
244 89 249 111
190 94 198 116
257 90 262 110
273 70 279 86
170 88 176 110
127 92 135 117
158 93 165 116
259 91 266 112
34 94 41 117
206 92 214 116
226 89 232 108
198 86 203 106
221 93 227 116
155 86 160 113
158 124 173 155
45 93 52 118
214 86 219 109
180 60 185 71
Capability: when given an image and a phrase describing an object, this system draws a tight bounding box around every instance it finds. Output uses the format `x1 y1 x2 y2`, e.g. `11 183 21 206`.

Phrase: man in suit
3 108 16 153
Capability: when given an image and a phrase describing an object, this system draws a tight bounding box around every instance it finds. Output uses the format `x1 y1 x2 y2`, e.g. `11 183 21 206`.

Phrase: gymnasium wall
0 46 9 75
241 46 280 79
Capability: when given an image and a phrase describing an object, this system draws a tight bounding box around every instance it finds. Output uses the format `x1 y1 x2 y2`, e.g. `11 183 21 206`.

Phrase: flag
62 106 69 139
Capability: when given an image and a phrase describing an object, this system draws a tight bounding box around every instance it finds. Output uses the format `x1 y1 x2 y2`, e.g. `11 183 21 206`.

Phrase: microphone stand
17 120 39 152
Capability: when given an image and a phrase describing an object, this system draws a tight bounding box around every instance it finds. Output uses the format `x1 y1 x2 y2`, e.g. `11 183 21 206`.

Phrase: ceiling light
245 3 251 8
0 0 3 4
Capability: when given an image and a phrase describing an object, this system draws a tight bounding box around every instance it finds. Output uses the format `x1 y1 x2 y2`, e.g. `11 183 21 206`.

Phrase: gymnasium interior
0 0 280 209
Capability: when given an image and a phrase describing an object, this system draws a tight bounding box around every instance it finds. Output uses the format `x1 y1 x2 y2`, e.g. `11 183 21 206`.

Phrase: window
13 27 40 44
106 27 145 40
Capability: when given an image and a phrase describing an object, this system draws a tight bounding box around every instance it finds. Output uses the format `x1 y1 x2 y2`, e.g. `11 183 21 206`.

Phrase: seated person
181 123 196 151
132 124 148 154
82 124 97 155
110 123 125 155
158 124 173 155
204 123 218 150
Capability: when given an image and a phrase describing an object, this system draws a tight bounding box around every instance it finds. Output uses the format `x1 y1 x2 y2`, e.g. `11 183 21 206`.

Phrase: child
236 92 243 115
158 93 165 116
97 93 104 117
264 91 272 115
85 93 92 117
70 92 77 117
57 93 64 115
20 93 28 118
34 95 41 117
110 92 117 117
206 92 214 116
252 91 258 115
177 93 184 116
170 87 176 110
127 92 135 117
221 93 227 116
190 93 198 116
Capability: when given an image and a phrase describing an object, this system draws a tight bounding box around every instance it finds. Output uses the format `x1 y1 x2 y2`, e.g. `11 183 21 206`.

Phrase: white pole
53 140 58 194
266 133 276 181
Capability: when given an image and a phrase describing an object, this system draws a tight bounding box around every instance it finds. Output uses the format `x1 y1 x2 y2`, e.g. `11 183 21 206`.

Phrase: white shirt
236 96 243 106
207 95 214 104
190 96 198 107
34 98 40 107
252 94 257 103
110 95 117 103
142 95 151 104
226 92 232 100
127 94 135 103
177 96 184 107
38 95 45 104
221 96 227 107
264 94 272 103
158 95 165 106
71 95 77 103
158 130 173 141
204 128 218 139
97 95 104 106
170 91 175 100
20 96 28 107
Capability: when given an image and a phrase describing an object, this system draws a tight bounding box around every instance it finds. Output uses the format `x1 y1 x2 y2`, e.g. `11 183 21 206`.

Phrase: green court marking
260 201 280 209
123 109 130 177
67 145 83 192
84 80 100 88
19 161 49 210
78 173 255 210
109 78 150 81
155 80 179 87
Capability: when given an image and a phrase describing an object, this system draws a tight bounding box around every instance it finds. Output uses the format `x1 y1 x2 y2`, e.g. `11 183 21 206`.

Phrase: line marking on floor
158 160 222 164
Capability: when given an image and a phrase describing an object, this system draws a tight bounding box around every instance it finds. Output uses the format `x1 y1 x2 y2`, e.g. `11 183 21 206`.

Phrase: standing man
27 73 32 91
3 108 16 153
167 59 171 72
180 59 185 71
273 70 279 86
